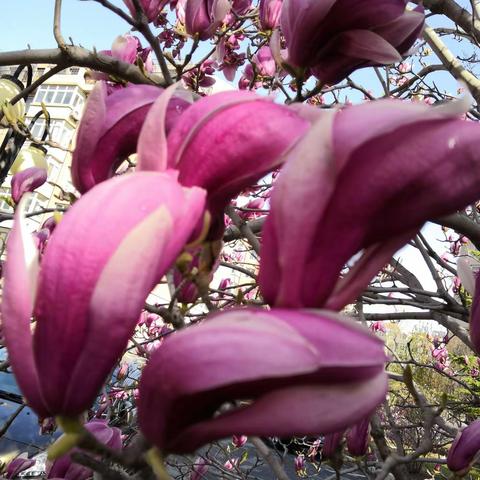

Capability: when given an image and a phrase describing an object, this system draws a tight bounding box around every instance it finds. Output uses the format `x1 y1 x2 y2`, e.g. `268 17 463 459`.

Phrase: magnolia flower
137 89 308 237
322 430 344 459
232 0 251 14
252 46 276 77
176 0 187 23
138 308 387 453
294 455 306 474
11 166 47 203
260 97 480 310
190 457 209 480
46 419 121 479
71 82 190 193
173 244 220 303
123 0 169 21
259 0 282 30
447 420 480 476
92 34 153 81
6 454 35 479
280 0 424 84
2 172 205 418
346 417 370 457
469 278 480 354
370 321 386 334
232 434 247 447
185 0 231 40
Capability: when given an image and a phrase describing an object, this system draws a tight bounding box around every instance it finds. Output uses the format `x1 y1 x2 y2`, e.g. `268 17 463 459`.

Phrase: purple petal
33 172 205 415
11 167 47 204
1 197 49 416
325 230 416 311
6 454 35 479
447 419 480 475
137 83 191 172
375 7 425 53
138 308 386 453
346 416 370 457
259 110 336 307
336 29 402 64
167 91 309 217
168 373 387 453
72 83 190 193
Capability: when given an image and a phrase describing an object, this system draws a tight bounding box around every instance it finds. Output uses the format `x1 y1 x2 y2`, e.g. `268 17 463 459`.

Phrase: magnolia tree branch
224 216 265 242
121 0 174 84
423 25 480 103
250 437 290 480
53 0 68 51
0 47 165 86
422 0 480 42
225 206 261 255
434 213 480 250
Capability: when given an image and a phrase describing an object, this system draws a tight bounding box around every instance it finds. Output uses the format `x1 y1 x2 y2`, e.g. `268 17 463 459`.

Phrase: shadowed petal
2 198 48 416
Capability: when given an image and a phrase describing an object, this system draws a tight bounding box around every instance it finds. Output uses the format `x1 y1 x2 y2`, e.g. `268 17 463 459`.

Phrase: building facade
0 64 95 252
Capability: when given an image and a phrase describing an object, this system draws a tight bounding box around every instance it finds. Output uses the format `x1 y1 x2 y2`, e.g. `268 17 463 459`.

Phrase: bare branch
0 47 165 86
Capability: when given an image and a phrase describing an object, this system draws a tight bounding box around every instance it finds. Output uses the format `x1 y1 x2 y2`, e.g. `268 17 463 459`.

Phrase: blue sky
1 0 131 51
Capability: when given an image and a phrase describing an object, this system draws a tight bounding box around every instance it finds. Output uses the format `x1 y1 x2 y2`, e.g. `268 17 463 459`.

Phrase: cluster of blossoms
430 336 452 373
6 0 480 477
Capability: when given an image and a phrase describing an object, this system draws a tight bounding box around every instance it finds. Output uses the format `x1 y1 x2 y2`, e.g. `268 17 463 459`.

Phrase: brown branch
0 47 165 86
53 0 67 51
250 437 290 480
434 213 480 250
421 0 480 42
225 206 261 255
223 216 265 242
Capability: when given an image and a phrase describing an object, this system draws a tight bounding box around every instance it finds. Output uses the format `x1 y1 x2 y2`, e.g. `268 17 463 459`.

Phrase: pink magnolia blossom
232 0 251 14
322 430 344 459
224 458 239 470
1 172 205 417
123 0 169 21
137 89 308 237
176 0 187 23
253 46 276 77
46 419 121 479
138 308 387 453
232 434 248 447
259 0 282 30
183 59 217 89
92 34 153 81
217 35 246 81
346 416 371 457
447 419 480 476
398 62 412 73
71 82 190 193
185 0 231 40
6 454 35 479
281 0 424 84
11 167 47 203
294 455 306 474
260 97 480 310
190 457 209 480
370 321 386 334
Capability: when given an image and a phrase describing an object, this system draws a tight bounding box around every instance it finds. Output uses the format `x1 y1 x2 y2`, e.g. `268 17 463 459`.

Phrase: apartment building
0 64 94 254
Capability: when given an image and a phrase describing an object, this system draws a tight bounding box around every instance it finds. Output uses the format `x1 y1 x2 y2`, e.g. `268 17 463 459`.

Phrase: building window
33 85 78 106
25 192 48 214
29 119 75 148
70 67 80 75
